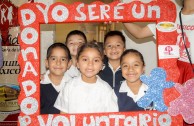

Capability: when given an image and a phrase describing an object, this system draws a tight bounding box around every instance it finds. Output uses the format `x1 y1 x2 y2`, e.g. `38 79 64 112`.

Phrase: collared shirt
99 60 124 89
115 80 154 111
40 70 70 114
108 62 121 88
54 75 118 113
119 81 148 102
41 70 69 92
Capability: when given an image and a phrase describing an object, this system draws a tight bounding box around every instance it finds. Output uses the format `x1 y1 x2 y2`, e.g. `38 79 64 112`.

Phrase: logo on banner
164 46 173 55
158 45 179 59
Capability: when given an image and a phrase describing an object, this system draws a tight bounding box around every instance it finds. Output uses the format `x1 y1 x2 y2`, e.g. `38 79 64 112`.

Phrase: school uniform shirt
115 80 153 112
54 75 118 114
40 70 69 114
99 60 124 90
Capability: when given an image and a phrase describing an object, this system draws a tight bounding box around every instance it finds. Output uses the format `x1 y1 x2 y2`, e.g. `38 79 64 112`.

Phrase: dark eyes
50 57 56 60
68 42 73 45
82 58 87 61
49 57 67 62
68 42 84 46
122 65 128 68
81 58 100 63
61 58 67 61
94 59 100 62
122 64 140 68
106 44 122 48
134 64 139 66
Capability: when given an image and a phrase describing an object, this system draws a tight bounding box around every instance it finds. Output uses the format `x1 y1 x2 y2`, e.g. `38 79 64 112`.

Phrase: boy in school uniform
65 30 87 79
99 30 125 90
40 43 71 114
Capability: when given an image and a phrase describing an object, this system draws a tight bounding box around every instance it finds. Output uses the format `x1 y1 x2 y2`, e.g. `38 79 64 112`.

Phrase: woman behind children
40 43 71 114
65 30 87 79
54 42 118 113
115 49 153 111
123 0 194 84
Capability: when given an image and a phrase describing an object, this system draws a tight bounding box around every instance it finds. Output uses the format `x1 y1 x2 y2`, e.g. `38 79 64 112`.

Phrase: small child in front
40 43 71 114
54 42 118 114
115 49 153 111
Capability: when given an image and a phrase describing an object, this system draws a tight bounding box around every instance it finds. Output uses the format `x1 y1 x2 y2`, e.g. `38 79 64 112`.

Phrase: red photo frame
18 0 182 125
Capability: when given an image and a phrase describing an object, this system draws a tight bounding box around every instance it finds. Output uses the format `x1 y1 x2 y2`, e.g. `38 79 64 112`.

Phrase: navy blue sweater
114 84 154 112
40 84 60 114
114 91 145 112
99 60 124 90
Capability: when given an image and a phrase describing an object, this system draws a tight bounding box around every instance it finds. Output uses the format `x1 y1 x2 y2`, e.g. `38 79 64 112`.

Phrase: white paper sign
158 45 179 59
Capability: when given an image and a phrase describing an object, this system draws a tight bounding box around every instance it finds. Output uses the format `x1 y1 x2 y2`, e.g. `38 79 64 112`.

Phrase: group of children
40 29 152 114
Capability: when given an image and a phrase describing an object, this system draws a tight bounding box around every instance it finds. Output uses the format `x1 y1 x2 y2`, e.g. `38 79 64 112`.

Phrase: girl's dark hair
77 42 104 60
65 30 87 44
46 42 71 60
104 30 126 47
120 49 145 66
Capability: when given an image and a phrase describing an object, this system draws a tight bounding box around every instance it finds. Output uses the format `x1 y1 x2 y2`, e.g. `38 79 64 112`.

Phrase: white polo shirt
119 80 148 102
54 75 118 113
40 70 69 92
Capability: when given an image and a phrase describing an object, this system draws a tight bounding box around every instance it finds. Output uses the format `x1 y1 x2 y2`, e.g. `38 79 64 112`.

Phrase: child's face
104 35 125 61
77 48 103 83
45 47 70 77
121 53 145 84
66 35 85 57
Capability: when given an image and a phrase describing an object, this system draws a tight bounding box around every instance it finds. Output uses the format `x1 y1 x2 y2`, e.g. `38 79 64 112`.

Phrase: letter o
52 116 70 126
20 97 38 115
51 5 69 22
21 27 38 45
158 114 171 126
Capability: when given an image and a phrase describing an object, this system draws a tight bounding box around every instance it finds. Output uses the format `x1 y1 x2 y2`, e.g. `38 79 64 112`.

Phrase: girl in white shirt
54 42 118 114
115 49 153 111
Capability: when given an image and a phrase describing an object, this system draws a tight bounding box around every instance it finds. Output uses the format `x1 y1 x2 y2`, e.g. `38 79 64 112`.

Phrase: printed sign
0 46 20 125
158 45 179 59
